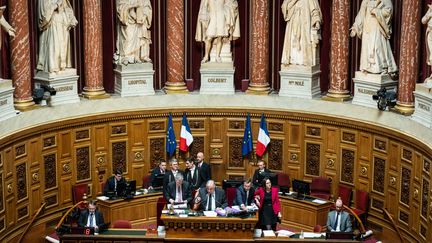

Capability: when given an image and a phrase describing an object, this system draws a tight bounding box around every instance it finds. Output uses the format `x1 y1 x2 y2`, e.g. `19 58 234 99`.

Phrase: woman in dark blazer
254 177 282 230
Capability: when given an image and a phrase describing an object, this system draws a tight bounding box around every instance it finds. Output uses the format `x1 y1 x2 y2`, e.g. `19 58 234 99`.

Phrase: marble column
8 0 35 110
246 0 270 95
82 0 109 99
394 0 421 115
164 0 187 93
323 0 351 102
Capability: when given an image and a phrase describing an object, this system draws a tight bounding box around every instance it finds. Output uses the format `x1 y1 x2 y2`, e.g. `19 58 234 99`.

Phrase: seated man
78 200 106 232
234 178 255 210
165 173 192 205
327 198 352 232
196 180 227 211
103 169 127 197
252 160 271 187
163 159 184 192
148 159 167 190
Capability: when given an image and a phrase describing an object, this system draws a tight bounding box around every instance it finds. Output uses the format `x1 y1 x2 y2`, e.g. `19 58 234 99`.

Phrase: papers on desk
167 203 188 209
312 198 326 204
96 196 109 201
276 230 295 237
262 230 276 237
203 211 218 217
303 232 324 238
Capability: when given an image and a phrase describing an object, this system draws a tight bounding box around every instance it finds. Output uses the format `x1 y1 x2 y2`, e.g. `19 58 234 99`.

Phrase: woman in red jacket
254 177 282 230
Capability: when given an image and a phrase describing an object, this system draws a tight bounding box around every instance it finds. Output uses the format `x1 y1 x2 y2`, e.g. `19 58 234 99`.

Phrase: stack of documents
276 230 295 237
203 211 218 217
303 232 324 238
262 230 276 237
96 196 109 201
312 199 326 204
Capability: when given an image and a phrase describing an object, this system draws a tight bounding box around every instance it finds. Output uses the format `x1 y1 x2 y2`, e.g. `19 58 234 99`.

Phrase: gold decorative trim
62 163 71 173
246 83 270 95
413 188 419 199
32 173 39 183
327 159 335 168
322 90 352 102
97 156 105 165
390 176 396 186
82 87 110 99
134 152 143 161
290 153 298 162
7 183 12 194
14 98 36 111
394 102 415 116
360 166 368 176
164 82 188 93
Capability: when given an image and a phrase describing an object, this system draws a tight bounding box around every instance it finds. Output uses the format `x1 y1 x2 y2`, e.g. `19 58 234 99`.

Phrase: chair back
313 224 322 233
112 219 132 229
277 172 290 188
338 184 352 206
355 189 369 212
225 187 237 207
156 197 167 226
310 177 331 200
142 174 151 188
72 183 88 205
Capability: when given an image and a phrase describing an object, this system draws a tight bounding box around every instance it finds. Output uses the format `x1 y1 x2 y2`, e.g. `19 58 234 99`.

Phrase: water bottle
299 230 304 239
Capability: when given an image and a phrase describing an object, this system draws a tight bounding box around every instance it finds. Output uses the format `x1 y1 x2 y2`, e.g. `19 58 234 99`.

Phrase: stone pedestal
352 72 398 108
279 65 321 99
0 79 16 121
412 83 432 127
200 62 235 95
34 69 80 106
114 63 155 97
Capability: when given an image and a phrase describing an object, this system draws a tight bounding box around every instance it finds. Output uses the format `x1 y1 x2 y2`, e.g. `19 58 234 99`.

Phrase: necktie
209 194 213 211
334 212 339 230
89 213 94 227
246 190 249 206
114 179 117 192
176 186 182 202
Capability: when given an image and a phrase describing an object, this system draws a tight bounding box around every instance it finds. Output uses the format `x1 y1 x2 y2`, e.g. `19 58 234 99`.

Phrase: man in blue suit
234 178 255 210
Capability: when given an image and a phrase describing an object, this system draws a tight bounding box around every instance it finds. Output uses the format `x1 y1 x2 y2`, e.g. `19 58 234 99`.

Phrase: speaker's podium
161 209 259 239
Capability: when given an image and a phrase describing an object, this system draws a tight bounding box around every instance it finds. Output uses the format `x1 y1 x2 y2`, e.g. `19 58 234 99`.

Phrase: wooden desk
161 212 259 239
59 229 164 243
98 192 162 228
280 195 332 232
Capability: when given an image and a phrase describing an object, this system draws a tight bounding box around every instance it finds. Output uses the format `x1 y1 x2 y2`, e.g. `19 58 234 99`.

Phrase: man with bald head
196 180 227 211
195 152 211 185
327 198 352 232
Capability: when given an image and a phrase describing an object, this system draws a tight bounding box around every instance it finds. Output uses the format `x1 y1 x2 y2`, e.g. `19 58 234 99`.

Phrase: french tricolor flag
256 114 270 157
179 113 193 152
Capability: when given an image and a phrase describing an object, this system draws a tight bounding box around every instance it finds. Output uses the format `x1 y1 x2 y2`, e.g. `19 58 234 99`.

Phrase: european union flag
166 113 177 157
242 113 253 157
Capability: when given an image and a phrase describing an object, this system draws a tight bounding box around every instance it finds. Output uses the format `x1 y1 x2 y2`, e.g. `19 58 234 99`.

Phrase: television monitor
116 180 136 198
257 172 278 187
222 180 243 190
326 231 353 240
292 179 310 198
151 174 165 190
279 186 290 194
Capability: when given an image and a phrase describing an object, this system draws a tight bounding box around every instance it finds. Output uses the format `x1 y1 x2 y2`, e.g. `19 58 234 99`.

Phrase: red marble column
323 0 351 102
246 0 270 95
395 0 421 115
82 0 108 99
8 0 34 110
164 0 187 93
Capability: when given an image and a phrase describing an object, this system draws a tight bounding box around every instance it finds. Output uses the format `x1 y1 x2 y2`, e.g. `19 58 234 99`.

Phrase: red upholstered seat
72 183 88 209
156 197 167 226
351 189 369 224
113 219 132 229
225 187 237 207
331 184 352 210
313 224 323 233
277 172 290 189
310 177 331 200
142 174 151 188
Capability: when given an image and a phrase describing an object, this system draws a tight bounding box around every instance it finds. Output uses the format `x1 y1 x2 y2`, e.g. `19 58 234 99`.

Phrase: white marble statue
195 0 240 64
350 0 397 75
114 0 152 65
422 4 432 82
37 0 78 73
0 6 16 51
280 0 322 67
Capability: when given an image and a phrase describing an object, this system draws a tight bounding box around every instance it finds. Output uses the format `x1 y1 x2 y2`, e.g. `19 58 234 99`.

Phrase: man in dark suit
327 198 352 232
78 200 106 232
165 173 192 205
196 152 211 185
148 159 167 190
196 180 227 211
103 168 127 196
184 157 203 190
163 159 183 194
252 160 271 187
234 178 255 210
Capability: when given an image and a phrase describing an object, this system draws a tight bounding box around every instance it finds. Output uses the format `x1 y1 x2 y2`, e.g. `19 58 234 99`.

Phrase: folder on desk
263 230 276 237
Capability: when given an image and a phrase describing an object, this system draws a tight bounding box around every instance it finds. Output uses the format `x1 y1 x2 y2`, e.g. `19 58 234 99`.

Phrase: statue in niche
0 6 16 51
195 0 240 64
422 4 432 83
350 0 397 75
114 0 152 65
37 0 78 73
280 0 322 67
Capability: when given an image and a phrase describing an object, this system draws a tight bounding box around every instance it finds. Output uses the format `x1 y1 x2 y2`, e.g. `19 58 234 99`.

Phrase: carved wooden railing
342 205 366 233
383 207 405 243
55 201 87 230
18 202 46 243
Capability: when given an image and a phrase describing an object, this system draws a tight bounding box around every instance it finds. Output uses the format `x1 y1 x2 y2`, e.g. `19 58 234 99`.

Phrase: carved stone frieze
112 141 127 173
16 163 26 200
422 179 429 218
373 157 385 193
401 167 411 205
111 125 126 135
402 148 412 161
306 126 321 137
342 132 355 143
75 130 90 140
44 154 57 189
190 137 204 157
43 136 56 148
341 149 354 184
305 143 320 176
76 147 90 181
229 120 244 130
15 144 25 157
150 138 164 169
268 139 283 170
228 137 243 168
